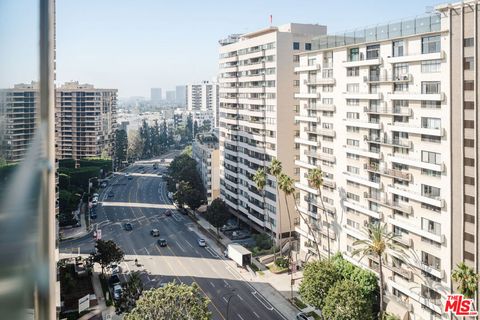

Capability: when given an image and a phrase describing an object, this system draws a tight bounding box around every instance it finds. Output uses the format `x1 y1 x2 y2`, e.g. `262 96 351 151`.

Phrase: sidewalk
60 202 93 241
187 210 301 319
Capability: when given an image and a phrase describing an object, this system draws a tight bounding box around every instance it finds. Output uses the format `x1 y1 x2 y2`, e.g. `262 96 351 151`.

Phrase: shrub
274 257 289 269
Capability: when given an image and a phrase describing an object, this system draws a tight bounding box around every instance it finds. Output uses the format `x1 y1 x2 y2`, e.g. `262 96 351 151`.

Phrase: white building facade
295 14 451 319
192 132 220 204
186 81 219 112
218 23 327 240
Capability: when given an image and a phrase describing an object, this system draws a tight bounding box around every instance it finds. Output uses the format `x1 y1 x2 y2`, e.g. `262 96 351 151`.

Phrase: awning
386 299 411 320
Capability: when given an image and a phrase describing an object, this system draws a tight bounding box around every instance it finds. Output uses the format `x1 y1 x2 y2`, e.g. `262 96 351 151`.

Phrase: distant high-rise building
218 23 327 242
56 81 117 160
166 90 176 102
151 88 162 103
0 82 39 163
192 132 220 204
186 81 218 113
175 85 187 106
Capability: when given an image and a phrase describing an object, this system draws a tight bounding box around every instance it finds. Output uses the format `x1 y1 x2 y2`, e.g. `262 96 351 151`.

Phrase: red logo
444 294 477 317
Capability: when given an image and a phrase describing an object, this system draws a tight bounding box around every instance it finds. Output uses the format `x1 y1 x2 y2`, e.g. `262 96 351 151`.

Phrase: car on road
164 211 172 217
123 223 133 231
100 181 108 188
110 263 121 274
197 239 206 247
108 191 114 197
157 239 167 247
113 284 123 300
90 211 97 219
92 193 99 198
150 229 160 237
109 274 121 287
125 172 129 177
92 199 98 206
157 173 163 177
296 313 315 320
141 170 146 174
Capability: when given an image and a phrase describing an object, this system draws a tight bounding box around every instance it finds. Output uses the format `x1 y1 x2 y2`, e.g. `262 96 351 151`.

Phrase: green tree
204 198 230 236
252 168 274 255
128 129 143 161
91 240 124 274
174 181 191 208
322 280 373 320
58 190 80 226
268 159 283 247
307 167 331 259
299 259 342 309
452 261 479 299
124 283 211 320
115 129 128 169
117 271 144 312
277 173 295 263
184 188 204 212
352 223 403 319
186 114 193 142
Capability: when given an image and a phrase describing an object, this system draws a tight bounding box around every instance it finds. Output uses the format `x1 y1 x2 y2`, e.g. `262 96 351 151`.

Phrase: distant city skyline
1 0 443 98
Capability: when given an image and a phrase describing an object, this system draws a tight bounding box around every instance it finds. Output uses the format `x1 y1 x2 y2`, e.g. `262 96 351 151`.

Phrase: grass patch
293 297 307 309
267 263 288 274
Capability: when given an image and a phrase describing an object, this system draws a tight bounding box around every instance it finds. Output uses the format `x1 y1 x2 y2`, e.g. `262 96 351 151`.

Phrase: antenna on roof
425 6 434 14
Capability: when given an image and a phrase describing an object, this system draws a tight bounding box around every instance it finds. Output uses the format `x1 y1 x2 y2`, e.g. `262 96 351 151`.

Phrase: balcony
344 119 383 130
365 192 413 214
344 146 382 160
364 106 412 116
387 92 445 102
387 185 444 208
344 172 383 189
295 115 317 123
386 122 443 137
385 50 445 64
343 92 383 100
343 224 368 240
317 128 336 137
342 57 383 67
294 64 321 72
363 74 412 83
364 135 412 149
388 214 445 244
392 233 414 247
295 92 321 99
295 136 321 147
344 200 383 219
295 182 319 195
306 104 336 112
322 179 336 189
306 78 336 85
388 154 444 172
304 150 336 163
295 159 316 170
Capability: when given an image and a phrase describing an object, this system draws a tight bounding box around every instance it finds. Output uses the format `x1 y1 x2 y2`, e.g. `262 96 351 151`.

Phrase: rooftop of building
194 132 219 149
57 81 117 92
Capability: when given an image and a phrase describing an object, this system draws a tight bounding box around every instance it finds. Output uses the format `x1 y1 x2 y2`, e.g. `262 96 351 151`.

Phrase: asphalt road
60 153 287 320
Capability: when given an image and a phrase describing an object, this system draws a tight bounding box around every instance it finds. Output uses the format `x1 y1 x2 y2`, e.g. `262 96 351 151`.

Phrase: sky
1 0 444 98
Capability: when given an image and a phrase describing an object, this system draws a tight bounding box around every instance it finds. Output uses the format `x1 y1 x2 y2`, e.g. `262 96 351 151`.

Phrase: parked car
108 191 114 197
124 223 133 231
113 284 123 300
90 211 97 219
150 229 160 237
125 173 129 177
92 199 98 206
197 239 206 247
157 239 167 247
296 313 315 320
92 193 99 198
100 181 108 188
164 210 172 217
109 274 121 287
110 263 121 274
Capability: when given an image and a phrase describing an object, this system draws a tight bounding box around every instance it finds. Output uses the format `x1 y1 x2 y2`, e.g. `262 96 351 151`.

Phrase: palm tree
452 261 479 299
277 173 295 259
253 168 275 255
351 223 403 319
268 158 283 254
307 167 331 259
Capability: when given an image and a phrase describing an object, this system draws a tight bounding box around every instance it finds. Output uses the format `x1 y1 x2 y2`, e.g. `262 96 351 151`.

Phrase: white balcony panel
295 92 321 99
294 64 321 72
387 215 444 244
386 123 443 136
343 172 382 189
388 154 444 172
387 185 444 208
344 119 382 130
385 50 445 64
344 201 382 219
387 92 444 102
342 57 383 67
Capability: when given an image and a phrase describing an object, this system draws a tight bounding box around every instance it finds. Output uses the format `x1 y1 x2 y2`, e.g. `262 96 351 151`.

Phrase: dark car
109 274 121 287
164 211 172 217
157 239 167 247
90 212 97 219
108 191 114 197
124 223 133 231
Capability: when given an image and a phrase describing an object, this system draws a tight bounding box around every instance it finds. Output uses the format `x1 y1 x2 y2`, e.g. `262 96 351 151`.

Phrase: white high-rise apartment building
192 132 220 204
295 14 452 319
218 23 327 241
56 81 117 160
186 81 219 112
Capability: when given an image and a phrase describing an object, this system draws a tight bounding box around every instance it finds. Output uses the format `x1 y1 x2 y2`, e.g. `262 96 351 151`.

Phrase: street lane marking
252 311 260 318
101 201 175 209
222 297 228 303
206 247 219 258
225 266 243 281
172 213 184 222
209 281 215 288
144 247 150 255
175 240 186 252
251 291 273 311
238 314 245 320
184 239 194 248
237 294 244 301
223 280 230 287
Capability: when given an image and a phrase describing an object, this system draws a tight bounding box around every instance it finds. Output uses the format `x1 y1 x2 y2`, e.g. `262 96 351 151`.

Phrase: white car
125 172 130 177
113 284 123 300
92 193 99 198
110 263 121 274
197 239 206 247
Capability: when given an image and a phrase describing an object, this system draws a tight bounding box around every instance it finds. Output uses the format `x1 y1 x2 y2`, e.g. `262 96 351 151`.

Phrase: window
322 98 333 105
464 139 474 148
322 85 333 92
465 195 475 205
305 43 312 51
465 157 475 166
464 57 474 70
346 99 359 106
347 139 359 147
394 83 408 92
347 192 360 202
322 122 333 129
464 37 474 47
347 126 359 133
421 251 441 270
293 42 300 50
322 147 333 154
421 60 441 73
465 214 475 223
322 69 333 78
393 63 409 76
421 135 441 143
293 55 300 62
346 83 359 93
422 184 440 198
348 48 359 61
421 117 441 129
422 35 441 54
464 101 474 110
346 112 359 119
422 151 441 164
421 101 441 109
422 169 441 177
392 40 404 57
465 176 475 185
347 67 359 77
307 57 316 66
464 81 474 91
347 165 359 174
347 153 360 160
421 81 440 94
366 44 380 60
464 120 475 128
422 218 441 235
293 80 300 87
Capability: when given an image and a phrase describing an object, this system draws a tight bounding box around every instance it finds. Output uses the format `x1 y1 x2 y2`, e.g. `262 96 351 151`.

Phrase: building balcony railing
343 92 383 100
342 57 383 67
364 135 412 148
316 128 335 138
303 150 336 163
344 172 383 189
363 106 412 116
294 64 321 73
344 119 382 130
386 122 443 137
363 73 412 83
387 153 444 173
344 145 382 160
295 92 321 99
364 164 411 181
305 78 336 85
364 192 413 214
306 104 336 112
387 185 444 209
344 200 383 219
387 91 445 102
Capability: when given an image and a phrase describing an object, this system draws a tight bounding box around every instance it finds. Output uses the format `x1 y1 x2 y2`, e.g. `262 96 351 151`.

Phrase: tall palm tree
253 168 275 255
351 223 403 319
452 261 479 299
307 167 331 259
278 173 295 259
268 158 283 254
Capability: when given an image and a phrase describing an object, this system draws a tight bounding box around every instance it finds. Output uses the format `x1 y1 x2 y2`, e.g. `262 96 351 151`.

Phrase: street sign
78 294 89 313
